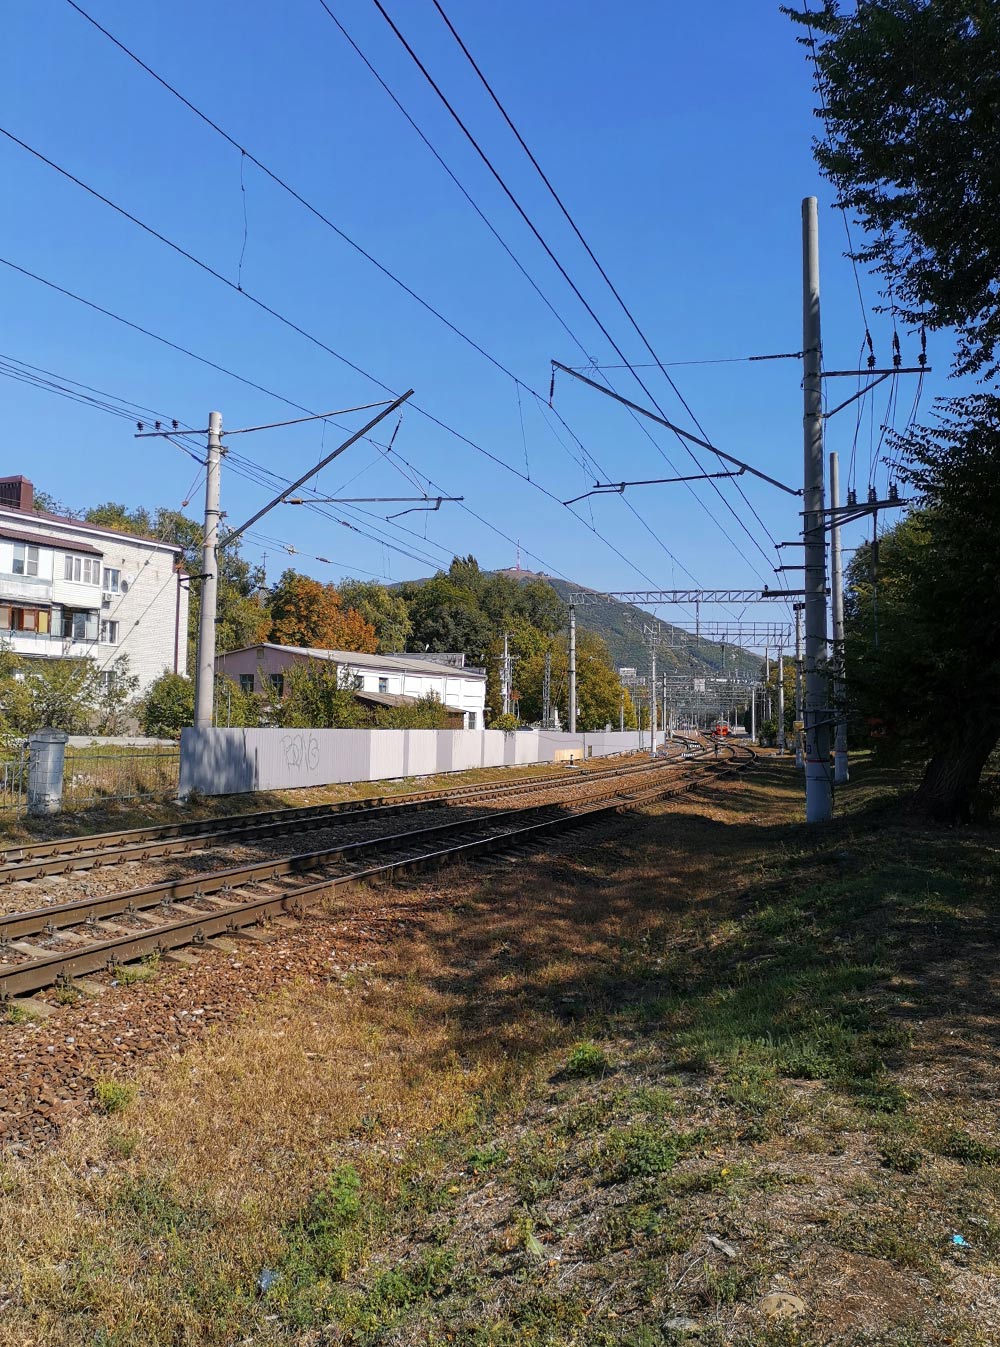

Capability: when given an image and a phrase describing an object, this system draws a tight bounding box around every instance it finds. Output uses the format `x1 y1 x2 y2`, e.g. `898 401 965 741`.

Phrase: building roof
0 524 102 556
221 642 487 679
22 509 183 553
354 689 464 715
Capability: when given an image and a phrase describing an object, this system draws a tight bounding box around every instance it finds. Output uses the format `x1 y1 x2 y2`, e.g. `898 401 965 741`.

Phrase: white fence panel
179 727 666 798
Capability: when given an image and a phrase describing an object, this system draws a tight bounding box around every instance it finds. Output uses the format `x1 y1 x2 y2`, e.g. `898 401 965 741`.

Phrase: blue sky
2 0 947 621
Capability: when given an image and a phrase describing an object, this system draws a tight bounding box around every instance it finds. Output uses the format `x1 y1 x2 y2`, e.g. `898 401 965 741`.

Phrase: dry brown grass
1 758 998 1346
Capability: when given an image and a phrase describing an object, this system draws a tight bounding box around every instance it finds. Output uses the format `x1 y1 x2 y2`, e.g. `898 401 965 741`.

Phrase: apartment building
0 475 188 693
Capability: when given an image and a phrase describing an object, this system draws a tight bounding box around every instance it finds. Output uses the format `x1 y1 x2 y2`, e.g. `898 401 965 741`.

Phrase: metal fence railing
62 746 181 810
0 743 28 813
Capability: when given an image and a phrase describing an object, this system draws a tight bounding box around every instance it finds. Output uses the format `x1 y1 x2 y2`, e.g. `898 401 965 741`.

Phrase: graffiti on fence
281 732 321 773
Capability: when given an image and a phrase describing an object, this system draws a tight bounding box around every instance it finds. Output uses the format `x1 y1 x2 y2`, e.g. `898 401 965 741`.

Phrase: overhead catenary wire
58 0 714 598
361 0 783 588
0 144 685 599
0 255 567 579
421 0 787 576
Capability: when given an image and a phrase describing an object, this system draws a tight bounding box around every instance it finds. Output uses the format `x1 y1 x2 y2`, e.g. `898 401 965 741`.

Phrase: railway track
0 743 699 883
0 742 754 1000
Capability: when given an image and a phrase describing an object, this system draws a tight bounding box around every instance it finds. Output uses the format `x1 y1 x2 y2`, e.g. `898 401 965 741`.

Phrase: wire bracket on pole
550 360 801 496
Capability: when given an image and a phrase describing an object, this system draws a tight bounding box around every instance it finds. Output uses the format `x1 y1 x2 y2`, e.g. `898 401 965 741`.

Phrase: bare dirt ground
1 757 997 1346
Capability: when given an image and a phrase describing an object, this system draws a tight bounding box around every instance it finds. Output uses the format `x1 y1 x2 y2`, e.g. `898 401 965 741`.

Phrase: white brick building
0 476 188 694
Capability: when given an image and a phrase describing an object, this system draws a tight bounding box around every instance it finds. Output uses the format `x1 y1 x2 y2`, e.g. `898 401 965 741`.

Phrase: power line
0 139 688 596
59 0 710 596
423 1 787 560
363 0 782 586
0 255 565 578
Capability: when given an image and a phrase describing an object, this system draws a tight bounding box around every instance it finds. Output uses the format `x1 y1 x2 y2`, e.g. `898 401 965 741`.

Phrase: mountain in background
522 574 761 679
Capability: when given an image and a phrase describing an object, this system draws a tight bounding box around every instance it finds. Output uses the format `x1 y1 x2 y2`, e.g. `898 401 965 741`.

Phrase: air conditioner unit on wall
102 592 113 605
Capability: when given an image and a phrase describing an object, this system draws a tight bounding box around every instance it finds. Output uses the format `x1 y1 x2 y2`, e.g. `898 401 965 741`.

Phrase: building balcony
0 572 53 603
3 630 99 659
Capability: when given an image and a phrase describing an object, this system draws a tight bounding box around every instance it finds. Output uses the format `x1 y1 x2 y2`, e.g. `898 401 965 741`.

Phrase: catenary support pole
661 673 667 745
568 604 577 734
802 197 833 821
750 682 756 743
794 604 804 770
649 643 657 757
777 649 786 753
501 632 510 717
830 451 849 784
194 410 222 730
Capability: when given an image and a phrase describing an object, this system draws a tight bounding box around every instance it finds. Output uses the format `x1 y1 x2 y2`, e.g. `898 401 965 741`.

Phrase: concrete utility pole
803 196 832 821
194 410 222 730
750 682 756 743
542 650 552 730
829 451 849 784
619 689 625 732
501 632 511 717
661 673 667 744
649 641 657 757
777 649 786 753
794 603 804 770
568 603 577 733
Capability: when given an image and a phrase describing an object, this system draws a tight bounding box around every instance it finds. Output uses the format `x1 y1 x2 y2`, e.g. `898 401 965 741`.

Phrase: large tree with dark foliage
786 1 1000 377
845 396 1000 821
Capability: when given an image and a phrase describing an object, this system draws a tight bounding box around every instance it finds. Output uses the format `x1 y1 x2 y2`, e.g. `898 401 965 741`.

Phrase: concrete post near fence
27 728 68 815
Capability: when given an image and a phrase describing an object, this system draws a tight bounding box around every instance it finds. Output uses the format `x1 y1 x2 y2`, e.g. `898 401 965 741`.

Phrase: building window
100 670 117 691
269 673 284 696
378 676 389 694
467 711 477 729
352 674 364 690
1 605 50 633
102 567 121 593
61 608 97 641
64 555 101 585
100 620 119 644
239 673 255 693
12 543 39 577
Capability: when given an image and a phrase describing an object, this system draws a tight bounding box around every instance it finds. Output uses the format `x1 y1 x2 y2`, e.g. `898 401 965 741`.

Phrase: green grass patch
564 1041 611 1077
93 1078 138 1114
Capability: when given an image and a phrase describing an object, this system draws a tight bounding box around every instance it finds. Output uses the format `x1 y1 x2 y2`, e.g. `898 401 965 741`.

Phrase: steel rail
0 745 696 880
0 745 754 998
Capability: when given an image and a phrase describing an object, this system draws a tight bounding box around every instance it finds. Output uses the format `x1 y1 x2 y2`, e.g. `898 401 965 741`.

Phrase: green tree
375 693 451 729
156 510 270 665
214 676 264 729
84 502 155 536
514 632 636 731
141 672 195 738
844 395 1000 821
10 658 107 733
335 579 411 653
276 660 367 729
404 575 493 660
786 1 1000 376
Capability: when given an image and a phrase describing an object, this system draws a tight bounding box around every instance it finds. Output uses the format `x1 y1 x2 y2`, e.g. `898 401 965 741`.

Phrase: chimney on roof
0 476 34 513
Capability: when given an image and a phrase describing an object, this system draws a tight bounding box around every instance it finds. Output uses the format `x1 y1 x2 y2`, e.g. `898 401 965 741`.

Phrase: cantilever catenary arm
550 361 800 496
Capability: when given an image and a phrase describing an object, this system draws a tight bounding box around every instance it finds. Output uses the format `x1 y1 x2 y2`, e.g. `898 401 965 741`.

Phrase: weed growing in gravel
115 952 161 987
93 1078 138 1114
3 1002 29 1025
